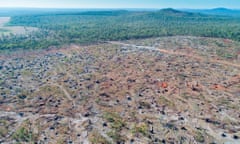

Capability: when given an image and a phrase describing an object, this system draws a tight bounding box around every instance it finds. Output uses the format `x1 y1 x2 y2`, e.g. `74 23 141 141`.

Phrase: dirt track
109 41 240 68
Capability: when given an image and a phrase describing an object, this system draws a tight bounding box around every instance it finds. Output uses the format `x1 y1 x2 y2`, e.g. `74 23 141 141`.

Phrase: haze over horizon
0 0 240 9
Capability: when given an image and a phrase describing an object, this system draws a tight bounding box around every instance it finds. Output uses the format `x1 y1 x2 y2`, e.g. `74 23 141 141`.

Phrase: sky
0 0 240 9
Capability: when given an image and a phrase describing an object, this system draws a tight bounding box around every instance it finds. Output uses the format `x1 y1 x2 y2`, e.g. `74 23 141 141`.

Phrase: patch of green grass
107 130 125 143
158 96 175 108
216 49 236 59
194 131 205 143
0 119 8 125
219 98 231 105
12 126 36 143
95 98 101 104
0 119 10 138
0 127 8 138
103 112 126 131
181 93 190 100
215 42 225 48
89 130 111 144
21 69 32 77
132 123 148 136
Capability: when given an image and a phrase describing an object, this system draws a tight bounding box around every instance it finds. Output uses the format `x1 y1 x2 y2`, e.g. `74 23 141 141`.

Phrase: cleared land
0 17 37 36
0 36 239 144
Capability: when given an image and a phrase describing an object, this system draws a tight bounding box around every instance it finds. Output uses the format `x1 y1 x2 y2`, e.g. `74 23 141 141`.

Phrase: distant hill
147 8 204 18
158 8 198 16
183 8 240 17
0 8 129 17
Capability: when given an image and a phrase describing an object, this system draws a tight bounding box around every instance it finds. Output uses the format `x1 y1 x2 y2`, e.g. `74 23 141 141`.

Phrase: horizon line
0 7 239 10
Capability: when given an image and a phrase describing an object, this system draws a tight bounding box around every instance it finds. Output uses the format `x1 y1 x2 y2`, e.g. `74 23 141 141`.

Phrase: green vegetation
132 123 148 136
107 130 125 143
103 112 126 130
89 130 111 144
103 112 126 143
1 9 240 51
158 96 175 108
12 126 36 143
0 119 10 138
0 127 8 138
194 131 205 143
216 49 235 59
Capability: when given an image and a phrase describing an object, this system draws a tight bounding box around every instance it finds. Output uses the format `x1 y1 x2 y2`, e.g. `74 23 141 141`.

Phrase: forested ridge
1 8 240 51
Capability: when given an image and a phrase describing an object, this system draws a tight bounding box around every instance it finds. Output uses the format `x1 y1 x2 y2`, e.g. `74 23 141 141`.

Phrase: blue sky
0 0 240 9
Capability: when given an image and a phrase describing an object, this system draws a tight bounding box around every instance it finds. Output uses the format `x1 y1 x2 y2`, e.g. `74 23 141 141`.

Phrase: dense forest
1 8 240 51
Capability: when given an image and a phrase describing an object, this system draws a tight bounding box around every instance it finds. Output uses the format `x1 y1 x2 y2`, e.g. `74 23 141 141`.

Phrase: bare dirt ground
0 17 37 36
0 36 240 144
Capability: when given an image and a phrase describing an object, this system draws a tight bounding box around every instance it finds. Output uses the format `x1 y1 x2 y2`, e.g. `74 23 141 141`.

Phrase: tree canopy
1 9 240 51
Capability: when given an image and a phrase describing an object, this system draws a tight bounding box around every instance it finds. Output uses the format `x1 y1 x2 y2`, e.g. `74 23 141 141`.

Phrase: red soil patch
211 84 225 90
161 82 168 88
